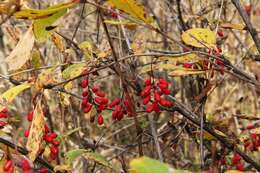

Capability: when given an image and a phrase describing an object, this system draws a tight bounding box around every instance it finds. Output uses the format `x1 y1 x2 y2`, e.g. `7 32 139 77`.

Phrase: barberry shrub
0 0 259 173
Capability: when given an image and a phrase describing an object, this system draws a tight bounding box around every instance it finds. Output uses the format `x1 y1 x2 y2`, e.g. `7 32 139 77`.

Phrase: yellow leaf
169 67 206 76
14 2 76 20
54 164 72 172
181 28 216 48
108 0 152 23
5 27 35 71
220 23 245 30
159 54 203 63
26 101 45 161
0 83 31 104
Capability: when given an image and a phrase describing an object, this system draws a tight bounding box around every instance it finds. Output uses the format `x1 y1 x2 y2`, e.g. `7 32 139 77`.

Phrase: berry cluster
243 133 260 152
141 78 173 113
109 98 129 121
24 111 60 161
3 158 48 173
0 108 9 127
81 79 108 125
232 153 244 171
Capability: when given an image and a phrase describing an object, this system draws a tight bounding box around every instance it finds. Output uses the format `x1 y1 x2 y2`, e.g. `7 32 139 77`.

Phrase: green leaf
64 149 88 164
33 9 66 42
62 63 87 79
130 156 172 173
0 83 31 104
31 50 42 69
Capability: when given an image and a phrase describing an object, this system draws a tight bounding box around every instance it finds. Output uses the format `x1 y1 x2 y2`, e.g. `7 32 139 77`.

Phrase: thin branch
231 0 260 55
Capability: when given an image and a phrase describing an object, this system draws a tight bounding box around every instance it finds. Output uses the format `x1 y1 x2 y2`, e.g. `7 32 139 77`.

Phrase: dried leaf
26 101 45 161
220 23 245 30
5 27 35 71
181 28 216 48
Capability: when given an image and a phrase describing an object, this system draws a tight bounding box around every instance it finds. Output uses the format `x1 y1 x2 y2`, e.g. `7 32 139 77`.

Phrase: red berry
81 98 88 107
158 79 168 85
82 91 88 97
110 10 118 18
95 90 105 97
97 114 104 125
112 111 118 120
81 79 88 88
39 168 48 173
217 31 224 37
0 121 7 127
108 98 120 108
0 112 8 118
44 124 49 134
52 140 60 146
50 145 58 155
94 97 108 105
246 124 255 130
146 104 154 113
219 158 226 165
251 133 257 140
97 104 106 111
158 83 168 90
44 134 53 143
144 79 152 86
83 104 92 113
20 159 30 170
49 133 57 139
232 153 241 165
183 63 193 68
4 160 13 172
161 88 171 95
159 99 173 107
236 162 244 171
216 59 224 66
152 103 160 113
116 111 124 121
143 95 150 105
23 170 34 173
141 85 151 97
50 152 57 160
91 87 99 93
27 111 34 122
24 129 30 138
154 92 161 102
1 108 8 114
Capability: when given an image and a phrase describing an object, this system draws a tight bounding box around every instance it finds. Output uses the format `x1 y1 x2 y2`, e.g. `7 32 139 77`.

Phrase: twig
148 113 164 162
231 0 260 55
0 137 60 173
